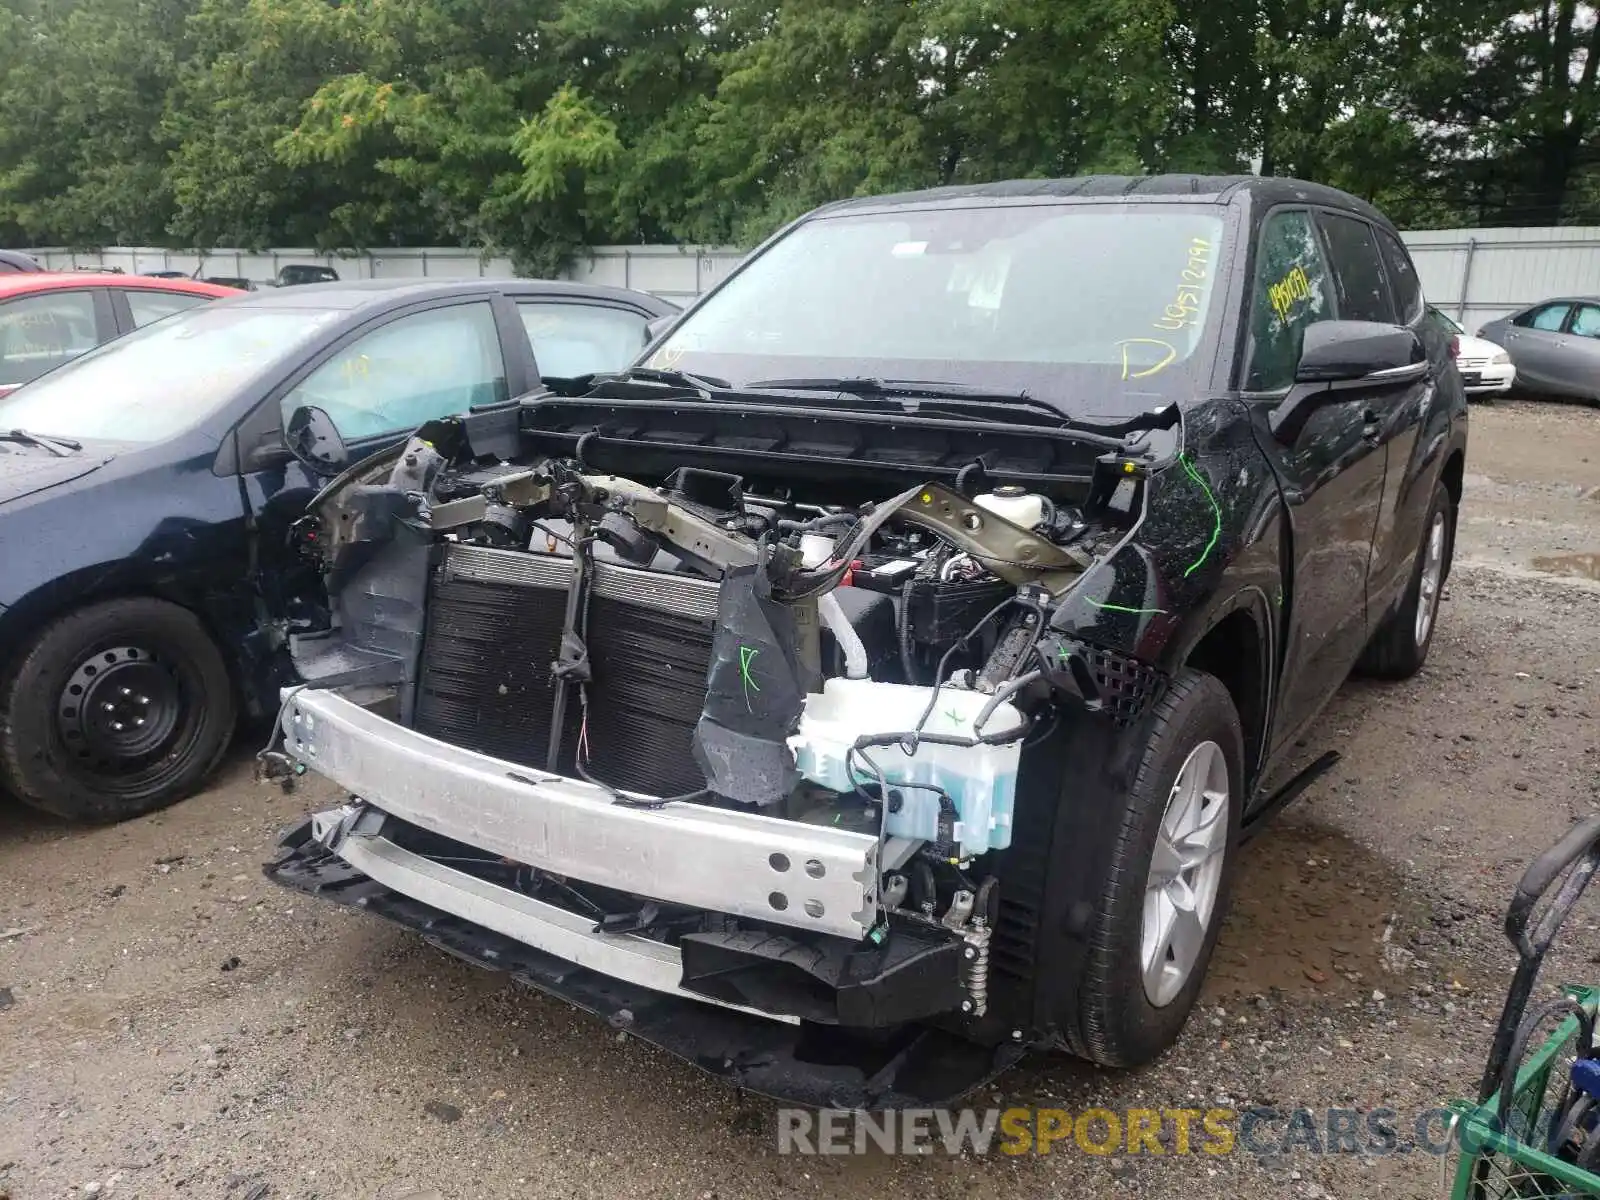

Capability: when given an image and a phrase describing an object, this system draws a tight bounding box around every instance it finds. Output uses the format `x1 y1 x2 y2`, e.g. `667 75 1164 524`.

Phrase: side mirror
284 405 349 474
1270 320 1426 444
1295 319 1425 384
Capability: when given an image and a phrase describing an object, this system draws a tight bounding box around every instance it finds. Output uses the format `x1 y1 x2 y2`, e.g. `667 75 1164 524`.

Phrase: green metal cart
1448 815 1600 1198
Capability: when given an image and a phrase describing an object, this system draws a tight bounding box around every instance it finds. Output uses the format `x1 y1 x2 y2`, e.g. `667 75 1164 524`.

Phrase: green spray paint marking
1085 599 1169 616
1178 452 1222 578
738 645 761 712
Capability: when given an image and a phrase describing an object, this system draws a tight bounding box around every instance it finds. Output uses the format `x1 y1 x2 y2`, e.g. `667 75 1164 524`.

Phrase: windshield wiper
746 376 1064 419
610 365 732 397
0 428 80 456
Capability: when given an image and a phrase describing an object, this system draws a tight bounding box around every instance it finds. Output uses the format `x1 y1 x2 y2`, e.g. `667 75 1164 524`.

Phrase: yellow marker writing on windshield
1115 338 1177 380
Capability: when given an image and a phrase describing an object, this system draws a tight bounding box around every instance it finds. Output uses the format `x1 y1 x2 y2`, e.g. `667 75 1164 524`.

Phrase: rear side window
1516 303 1571 332
1244 210 1336 391
127 290 212 329
0 290 101 386
517 301 651 379
1377 230 1424 323
1317 213 1395 323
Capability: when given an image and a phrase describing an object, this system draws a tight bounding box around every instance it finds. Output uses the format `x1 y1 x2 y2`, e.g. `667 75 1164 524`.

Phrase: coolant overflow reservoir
788 679 1025 856
974 486 1045 529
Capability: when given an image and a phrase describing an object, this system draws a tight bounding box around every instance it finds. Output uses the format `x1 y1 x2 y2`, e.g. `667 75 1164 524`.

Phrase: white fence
30 227 1600 331
28 244 746 309
1404 227 1600 331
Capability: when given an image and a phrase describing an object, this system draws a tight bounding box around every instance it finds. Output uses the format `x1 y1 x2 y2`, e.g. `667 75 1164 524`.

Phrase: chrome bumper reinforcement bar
280 689 879 939
332 826 797 1023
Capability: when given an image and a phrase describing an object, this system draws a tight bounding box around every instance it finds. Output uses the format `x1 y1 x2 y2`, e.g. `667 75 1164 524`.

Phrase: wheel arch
1176 590 1273 791
0 565 243 696
1439 447 1465 581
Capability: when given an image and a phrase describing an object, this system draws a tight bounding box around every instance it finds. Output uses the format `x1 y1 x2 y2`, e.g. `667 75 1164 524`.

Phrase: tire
1356 480 1453 680
1069 669 1244 1067
0 598 236 822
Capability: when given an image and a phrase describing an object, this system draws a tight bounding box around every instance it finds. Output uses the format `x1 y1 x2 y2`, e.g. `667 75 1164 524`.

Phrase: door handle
1362 409 1382 442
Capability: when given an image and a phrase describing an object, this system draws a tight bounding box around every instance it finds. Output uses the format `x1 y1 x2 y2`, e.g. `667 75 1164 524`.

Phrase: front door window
1244 211 1336 391
280 302 508 441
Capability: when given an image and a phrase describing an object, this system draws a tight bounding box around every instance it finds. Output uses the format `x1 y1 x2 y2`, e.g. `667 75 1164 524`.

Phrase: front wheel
0 598 236 822
1070 669 1244 1067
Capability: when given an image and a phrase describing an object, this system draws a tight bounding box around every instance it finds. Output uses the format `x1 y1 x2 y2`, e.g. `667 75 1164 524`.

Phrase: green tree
4 0 1599 258
0 0 188 245
1428 0 1600 224
165 0 431 251
670 0 1173 247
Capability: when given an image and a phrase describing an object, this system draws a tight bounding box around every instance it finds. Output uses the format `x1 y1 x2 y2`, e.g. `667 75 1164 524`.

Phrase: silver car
1479 297 1600 403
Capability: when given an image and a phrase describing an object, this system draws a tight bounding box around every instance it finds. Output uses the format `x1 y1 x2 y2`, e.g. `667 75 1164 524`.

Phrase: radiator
414 544 718 797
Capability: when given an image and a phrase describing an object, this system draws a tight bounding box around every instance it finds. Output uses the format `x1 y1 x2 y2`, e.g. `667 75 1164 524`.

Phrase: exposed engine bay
268 397 1177 1050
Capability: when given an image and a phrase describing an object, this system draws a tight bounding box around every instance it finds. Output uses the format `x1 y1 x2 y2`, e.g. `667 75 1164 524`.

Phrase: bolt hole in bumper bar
267 690 1010 1103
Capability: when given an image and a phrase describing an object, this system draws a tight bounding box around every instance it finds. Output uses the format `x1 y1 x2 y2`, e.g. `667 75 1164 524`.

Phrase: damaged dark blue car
265 176 1468 1107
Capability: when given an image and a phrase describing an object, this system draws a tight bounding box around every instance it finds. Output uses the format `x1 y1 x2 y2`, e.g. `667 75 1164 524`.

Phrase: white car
1430 305 1515 399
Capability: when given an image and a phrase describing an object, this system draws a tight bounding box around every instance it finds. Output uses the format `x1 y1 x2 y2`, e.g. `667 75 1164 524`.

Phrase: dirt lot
3 400 1599 1200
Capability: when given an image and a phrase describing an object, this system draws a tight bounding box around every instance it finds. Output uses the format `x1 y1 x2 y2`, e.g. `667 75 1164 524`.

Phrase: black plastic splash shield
692 565 810 806
265 823 1025 1108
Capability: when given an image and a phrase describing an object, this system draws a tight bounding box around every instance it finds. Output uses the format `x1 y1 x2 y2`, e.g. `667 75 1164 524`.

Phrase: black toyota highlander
264 175 1467 1107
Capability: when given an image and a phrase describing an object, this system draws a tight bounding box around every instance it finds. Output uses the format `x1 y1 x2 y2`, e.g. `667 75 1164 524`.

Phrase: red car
0 274 239 397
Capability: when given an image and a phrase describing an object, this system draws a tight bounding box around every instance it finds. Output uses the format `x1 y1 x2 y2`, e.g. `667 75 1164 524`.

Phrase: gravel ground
2 399 1599 1200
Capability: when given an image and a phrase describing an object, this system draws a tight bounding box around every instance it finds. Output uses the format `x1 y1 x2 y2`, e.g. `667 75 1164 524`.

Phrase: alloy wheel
1141 739 1230 1007
1415 510 1446 647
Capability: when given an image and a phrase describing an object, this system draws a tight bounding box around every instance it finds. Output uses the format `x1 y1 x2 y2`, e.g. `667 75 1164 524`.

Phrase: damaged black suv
266 176 1467 1106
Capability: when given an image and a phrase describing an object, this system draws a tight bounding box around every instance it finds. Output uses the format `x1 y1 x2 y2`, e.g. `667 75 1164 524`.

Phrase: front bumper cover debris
266 826 1024 1109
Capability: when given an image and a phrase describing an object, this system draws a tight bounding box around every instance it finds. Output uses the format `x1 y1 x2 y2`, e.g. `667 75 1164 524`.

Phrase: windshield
649 202 1229 415
0 304 342 443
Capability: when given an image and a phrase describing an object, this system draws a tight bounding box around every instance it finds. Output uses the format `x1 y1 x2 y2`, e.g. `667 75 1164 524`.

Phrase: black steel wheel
0 598 236 822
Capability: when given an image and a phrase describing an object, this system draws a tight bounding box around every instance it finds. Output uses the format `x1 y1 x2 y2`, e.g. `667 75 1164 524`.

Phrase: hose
898 577 919 685
819 591 869 679
847 744 959 853
770 481 928 602
857 727 1024 751
775 511 856 534
973 668 1042 735
909 594 1017 745
1497 997 1597 1128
